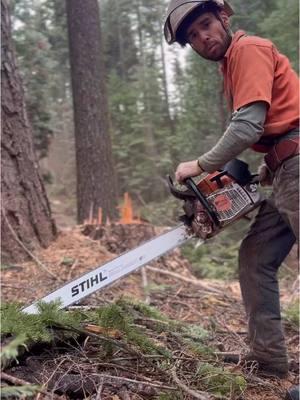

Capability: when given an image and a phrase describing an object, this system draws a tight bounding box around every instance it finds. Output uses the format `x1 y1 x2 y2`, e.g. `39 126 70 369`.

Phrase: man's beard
196 32 232 61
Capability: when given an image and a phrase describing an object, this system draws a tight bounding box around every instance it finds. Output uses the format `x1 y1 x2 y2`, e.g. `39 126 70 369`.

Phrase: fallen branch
1 372 34 386
0 372 48 395
146 266 225 295
90 373 175 391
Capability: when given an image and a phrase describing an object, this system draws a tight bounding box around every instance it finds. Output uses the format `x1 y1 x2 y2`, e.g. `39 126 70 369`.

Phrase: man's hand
175 160 203 183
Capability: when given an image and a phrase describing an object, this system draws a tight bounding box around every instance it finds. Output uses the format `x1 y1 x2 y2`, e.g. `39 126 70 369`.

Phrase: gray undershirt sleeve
198 102 268 173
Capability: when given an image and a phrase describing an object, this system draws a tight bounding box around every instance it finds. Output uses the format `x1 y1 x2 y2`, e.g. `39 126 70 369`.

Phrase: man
164 0 299 398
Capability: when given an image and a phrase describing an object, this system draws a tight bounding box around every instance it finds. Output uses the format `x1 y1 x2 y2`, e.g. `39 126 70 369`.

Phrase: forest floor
1 220 299 400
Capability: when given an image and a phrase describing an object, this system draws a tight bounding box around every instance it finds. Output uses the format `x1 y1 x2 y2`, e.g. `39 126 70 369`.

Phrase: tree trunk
66 0 118 224
1 0 57 263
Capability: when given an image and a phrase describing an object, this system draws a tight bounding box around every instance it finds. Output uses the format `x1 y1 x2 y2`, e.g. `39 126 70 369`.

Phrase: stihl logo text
71 272 108 297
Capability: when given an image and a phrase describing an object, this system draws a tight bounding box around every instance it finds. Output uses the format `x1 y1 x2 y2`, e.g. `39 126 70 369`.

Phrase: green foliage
144 283 173 295
94 302 171 357
118 298 169 322
60 257 75 266
1 301 83 347
259 0 299 71
1 303 52 343
181 217 254 280
181 325 213 356
0 334 28 367
139 196 182 226
183 324 209 341
182 237 238 281
196 362 247 397
11 0 70 160
1 385 41 399
283 300 300 329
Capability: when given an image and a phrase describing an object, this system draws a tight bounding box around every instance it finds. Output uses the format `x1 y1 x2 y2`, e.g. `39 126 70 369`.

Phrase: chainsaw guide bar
23 224 194 314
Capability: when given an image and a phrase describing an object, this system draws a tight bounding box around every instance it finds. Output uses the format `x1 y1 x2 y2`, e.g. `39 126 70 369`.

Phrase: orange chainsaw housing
197 172 234 196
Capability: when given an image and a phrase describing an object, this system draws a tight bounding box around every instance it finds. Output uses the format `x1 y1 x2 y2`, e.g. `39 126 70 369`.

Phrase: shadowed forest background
10 0 299 214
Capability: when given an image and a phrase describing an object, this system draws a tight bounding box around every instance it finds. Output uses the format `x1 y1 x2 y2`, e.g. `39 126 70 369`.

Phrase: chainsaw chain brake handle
166 175 220 228
184 177 221 228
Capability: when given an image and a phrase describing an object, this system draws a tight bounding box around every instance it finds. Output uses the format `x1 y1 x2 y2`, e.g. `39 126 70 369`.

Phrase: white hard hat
164 0 234 44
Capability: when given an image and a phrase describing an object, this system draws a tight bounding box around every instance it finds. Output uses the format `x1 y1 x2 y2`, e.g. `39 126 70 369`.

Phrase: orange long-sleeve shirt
222 30 299 151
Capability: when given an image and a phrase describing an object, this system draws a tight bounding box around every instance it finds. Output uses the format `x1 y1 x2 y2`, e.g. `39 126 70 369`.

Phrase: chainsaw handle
184 177 220 227
250 174 260 184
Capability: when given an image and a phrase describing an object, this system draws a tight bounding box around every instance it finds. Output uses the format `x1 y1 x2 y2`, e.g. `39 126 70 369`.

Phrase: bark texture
1 0 56 263
66 0 118 224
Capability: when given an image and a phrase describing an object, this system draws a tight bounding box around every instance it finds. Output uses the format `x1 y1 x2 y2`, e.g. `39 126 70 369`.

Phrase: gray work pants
239 155 299 364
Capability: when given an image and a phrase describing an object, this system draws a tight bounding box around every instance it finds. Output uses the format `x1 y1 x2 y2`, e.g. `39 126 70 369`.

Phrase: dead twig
246 373 285 395
66 259 79 280
1 284 35 291
0 372 48 396
215 317 247 350
170 366 212 400
59 325 142 357
146 266 225 296
1 372 34 386
95 378 104 400
141 266 151 304
90 373 175 391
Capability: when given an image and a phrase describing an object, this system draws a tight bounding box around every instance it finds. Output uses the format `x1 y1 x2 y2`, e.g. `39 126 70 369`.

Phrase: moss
196 363 247 397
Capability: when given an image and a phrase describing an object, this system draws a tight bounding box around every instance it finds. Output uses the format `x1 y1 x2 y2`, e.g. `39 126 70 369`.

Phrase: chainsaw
23 159 263 314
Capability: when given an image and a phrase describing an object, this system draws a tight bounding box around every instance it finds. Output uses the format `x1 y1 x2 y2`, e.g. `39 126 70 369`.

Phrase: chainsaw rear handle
184 177 220 227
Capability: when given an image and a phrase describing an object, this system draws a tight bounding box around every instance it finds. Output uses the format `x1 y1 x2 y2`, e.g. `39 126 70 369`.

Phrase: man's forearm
198 102 267 172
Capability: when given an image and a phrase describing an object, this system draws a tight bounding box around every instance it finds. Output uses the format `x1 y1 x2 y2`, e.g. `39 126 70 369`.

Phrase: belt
264 137 300 172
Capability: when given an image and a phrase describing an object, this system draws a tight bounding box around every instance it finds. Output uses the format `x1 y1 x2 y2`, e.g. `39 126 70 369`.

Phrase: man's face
186 11 231 61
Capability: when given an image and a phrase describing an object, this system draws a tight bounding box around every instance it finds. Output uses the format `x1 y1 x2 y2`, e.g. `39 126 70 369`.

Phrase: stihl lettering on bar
71 272 108 297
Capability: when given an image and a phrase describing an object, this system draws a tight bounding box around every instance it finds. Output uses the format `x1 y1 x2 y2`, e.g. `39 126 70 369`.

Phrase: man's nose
195 28 210 44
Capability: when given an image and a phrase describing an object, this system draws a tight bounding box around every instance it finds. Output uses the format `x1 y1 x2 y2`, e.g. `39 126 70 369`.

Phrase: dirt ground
1 222 299 400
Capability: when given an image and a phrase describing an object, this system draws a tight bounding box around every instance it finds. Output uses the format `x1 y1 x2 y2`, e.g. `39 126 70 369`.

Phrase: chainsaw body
168 159 264 238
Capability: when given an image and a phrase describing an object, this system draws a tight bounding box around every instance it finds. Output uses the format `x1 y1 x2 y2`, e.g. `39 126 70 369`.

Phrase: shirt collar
224 30 246 59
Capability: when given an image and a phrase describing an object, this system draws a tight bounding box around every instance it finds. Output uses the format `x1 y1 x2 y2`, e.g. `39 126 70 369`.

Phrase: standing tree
66 0 118 223
1 0 56 262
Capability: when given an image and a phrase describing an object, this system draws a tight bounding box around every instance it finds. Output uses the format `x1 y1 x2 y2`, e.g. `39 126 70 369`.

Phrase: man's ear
219 10 230 29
